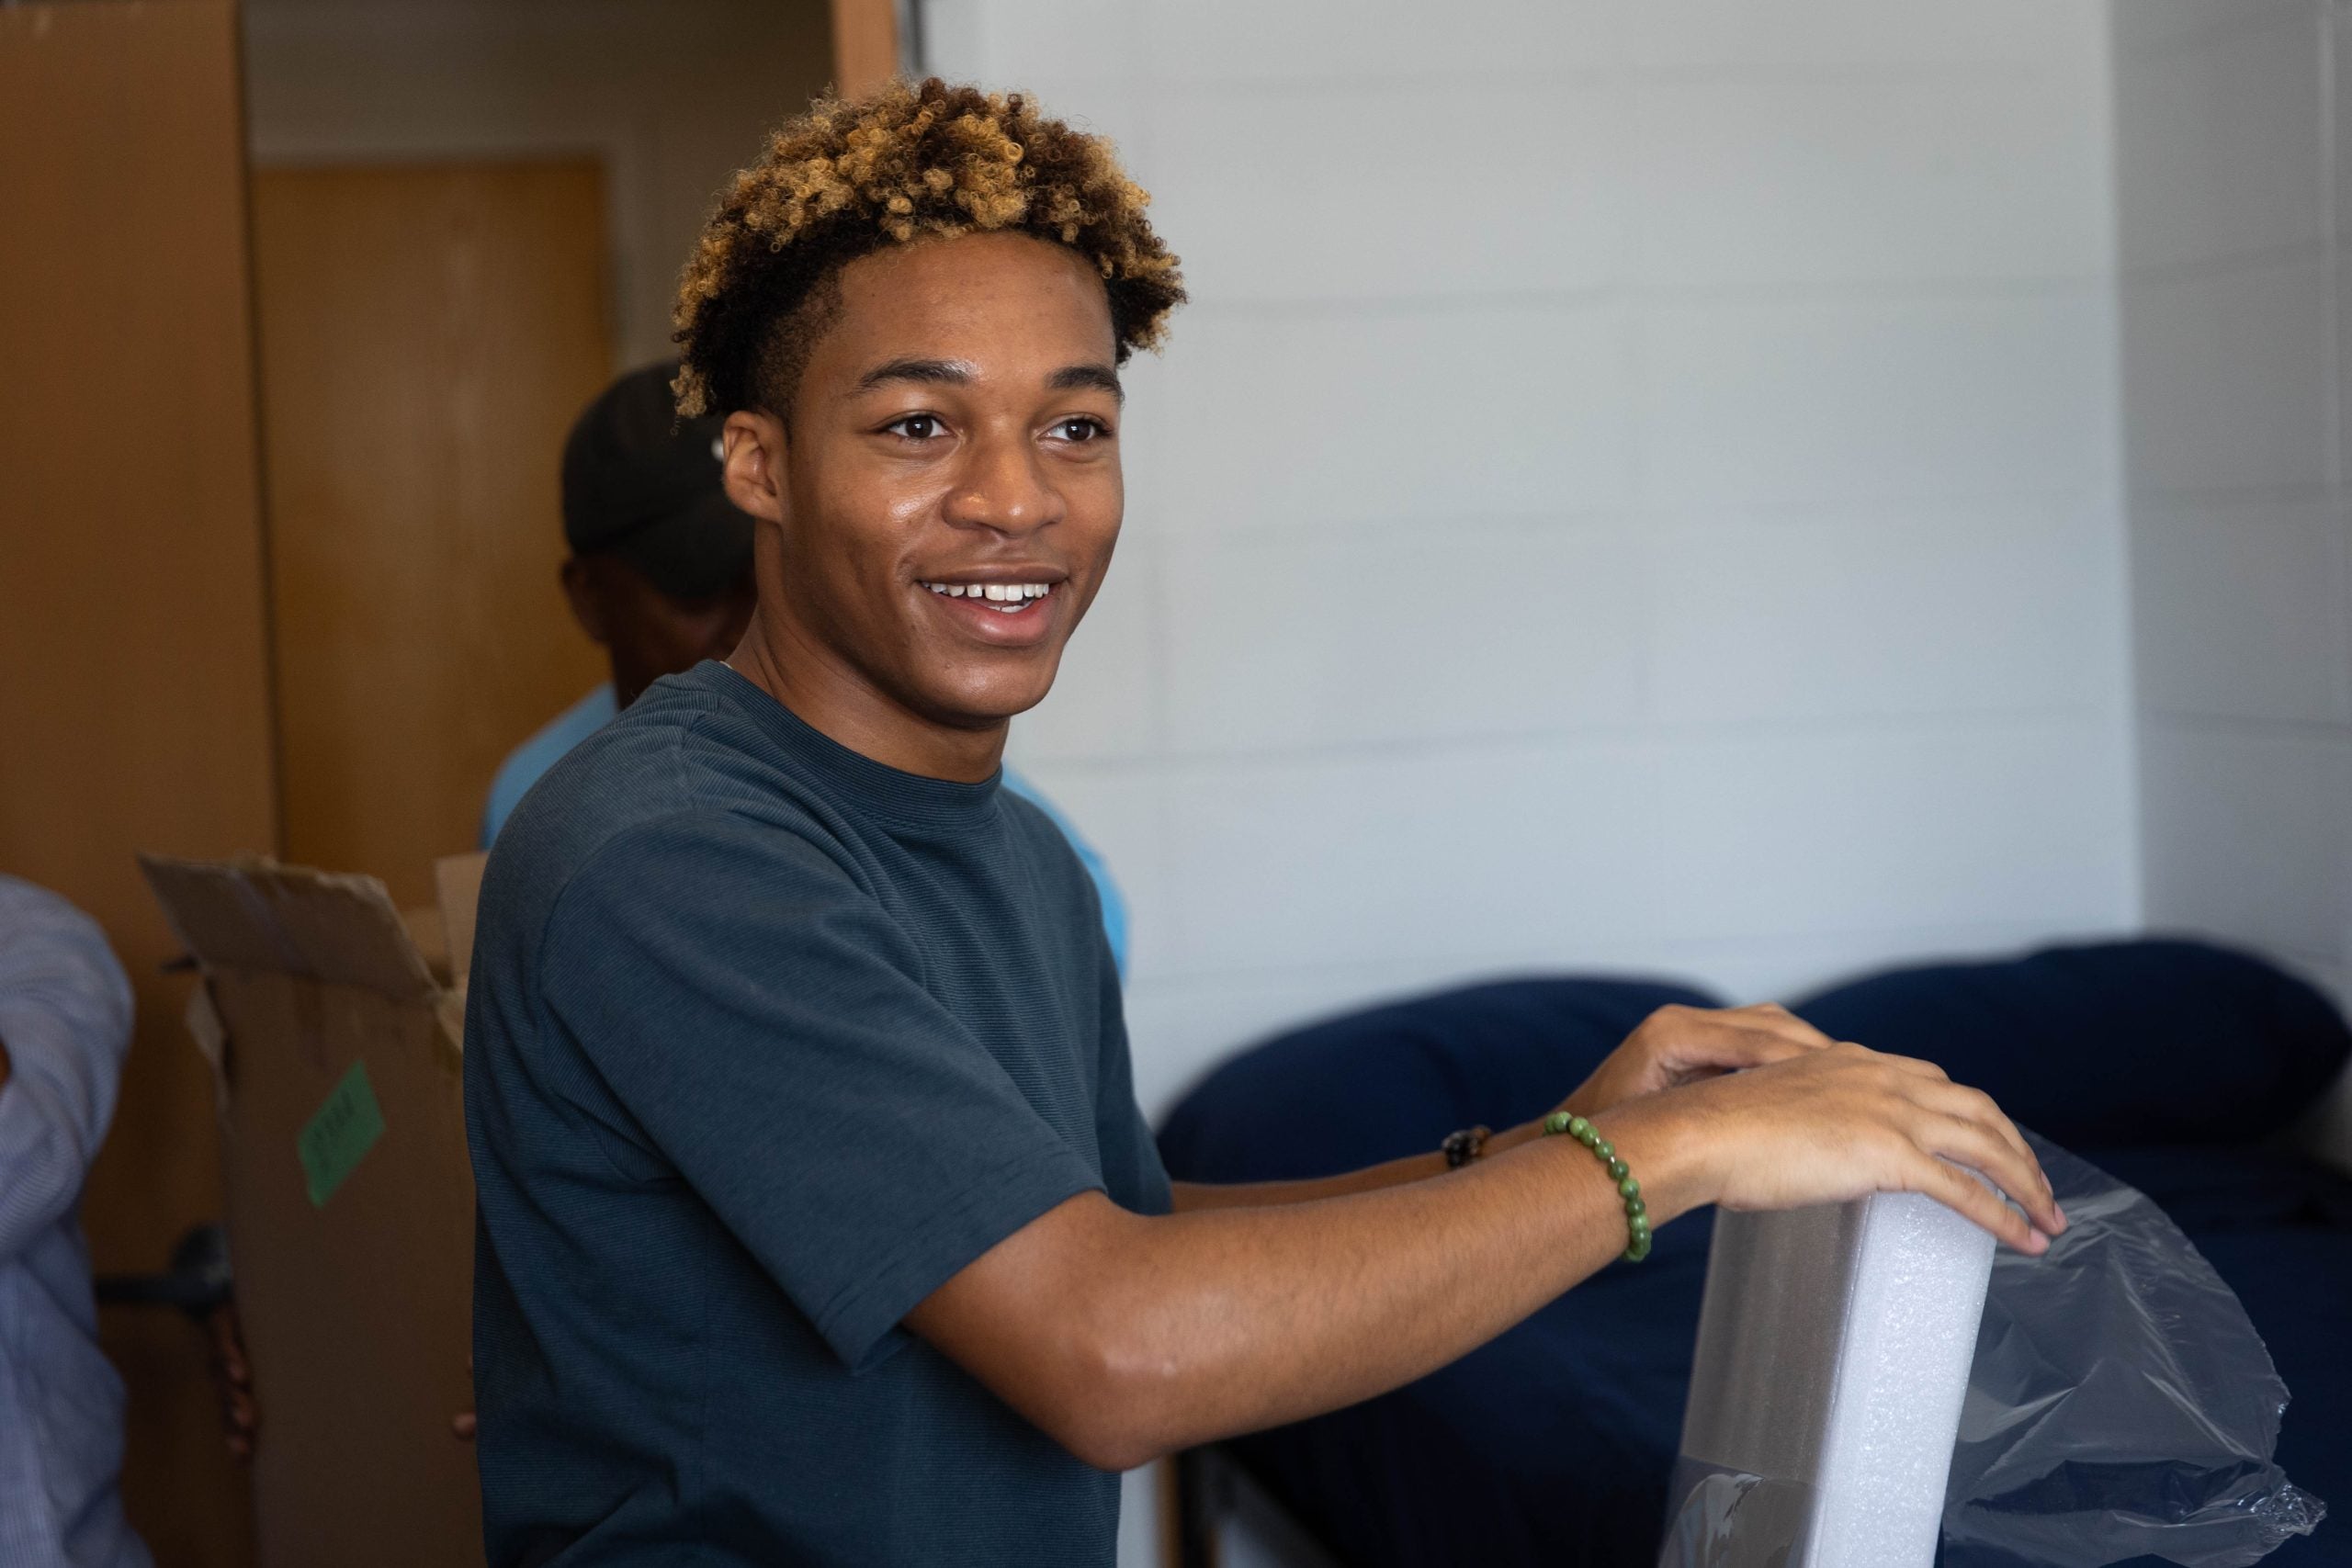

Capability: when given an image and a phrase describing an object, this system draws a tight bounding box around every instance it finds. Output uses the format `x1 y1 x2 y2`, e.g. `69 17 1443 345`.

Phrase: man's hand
1555 1002 1835 1121
1605 1040 2062 1255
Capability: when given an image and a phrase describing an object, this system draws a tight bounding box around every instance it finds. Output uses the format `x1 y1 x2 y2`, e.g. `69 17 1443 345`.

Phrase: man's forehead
827 233 1116 358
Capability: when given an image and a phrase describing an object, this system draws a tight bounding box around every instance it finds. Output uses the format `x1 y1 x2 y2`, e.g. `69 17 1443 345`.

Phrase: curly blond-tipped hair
673 77 1185 420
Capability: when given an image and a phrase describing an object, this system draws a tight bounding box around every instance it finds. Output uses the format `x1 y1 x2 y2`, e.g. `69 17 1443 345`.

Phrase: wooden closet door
0 4 275 1562
250 163 613 910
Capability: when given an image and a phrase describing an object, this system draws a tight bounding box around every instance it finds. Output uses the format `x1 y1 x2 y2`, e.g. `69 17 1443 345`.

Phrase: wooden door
0 4 276 1562
250 163 614 909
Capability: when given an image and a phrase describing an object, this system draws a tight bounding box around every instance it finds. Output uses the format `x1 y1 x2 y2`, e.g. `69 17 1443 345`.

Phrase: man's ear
559 557 609 646
722 411 789 525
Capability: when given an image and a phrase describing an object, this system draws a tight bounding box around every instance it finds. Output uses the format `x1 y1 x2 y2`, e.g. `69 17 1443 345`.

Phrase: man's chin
904 662 1061 732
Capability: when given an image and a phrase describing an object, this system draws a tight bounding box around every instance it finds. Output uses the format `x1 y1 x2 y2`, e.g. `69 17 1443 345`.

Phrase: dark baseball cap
561 361 755 600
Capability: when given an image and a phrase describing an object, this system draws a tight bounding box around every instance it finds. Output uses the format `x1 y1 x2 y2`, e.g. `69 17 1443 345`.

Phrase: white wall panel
2132 501 2352 723
2337 2 2352 242
2140 724 2352 959
1159 739 1664 974
2120 256 2334 495
1163 303 1638 530
1159 521 1645 753
1149 82 1627 304
2112 0 2303 57
1646 507 2112 723
1636 293 2111 509
1139 0 1625 85
1626 0 2092 69
1655 721 2128 941
2114 6 2326 272
1633 75 2105 287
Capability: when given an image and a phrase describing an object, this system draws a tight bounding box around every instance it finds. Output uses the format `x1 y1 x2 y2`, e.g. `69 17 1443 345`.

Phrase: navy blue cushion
1791 939 2351 1147
1158 975 1724 1186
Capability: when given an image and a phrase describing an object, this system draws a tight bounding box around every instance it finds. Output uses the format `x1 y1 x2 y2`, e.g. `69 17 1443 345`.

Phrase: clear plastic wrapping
1661 1135 2325 1568
1939 1135 2324 1567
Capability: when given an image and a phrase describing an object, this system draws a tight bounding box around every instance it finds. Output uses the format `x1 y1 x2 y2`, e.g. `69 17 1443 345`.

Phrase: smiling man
464 80 2063 1568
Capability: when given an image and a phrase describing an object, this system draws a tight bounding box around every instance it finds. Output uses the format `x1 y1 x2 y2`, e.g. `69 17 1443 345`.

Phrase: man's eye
1048 418 1109 444
885 414 944 441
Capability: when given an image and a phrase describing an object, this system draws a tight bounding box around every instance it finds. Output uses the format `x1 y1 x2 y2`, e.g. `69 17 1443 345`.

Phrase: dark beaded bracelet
1543 1111 1652 1262
1440 1124 1492 1169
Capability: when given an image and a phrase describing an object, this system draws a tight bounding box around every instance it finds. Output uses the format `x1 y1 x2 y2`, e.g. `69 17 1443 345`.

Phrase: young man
480 360 1130 967
466 80 2063 1567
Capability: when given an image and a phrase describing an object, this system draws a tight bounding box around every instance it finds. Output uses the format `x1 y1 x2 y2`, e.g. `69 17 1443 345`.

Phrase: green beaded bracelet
1543 1111 1652 1262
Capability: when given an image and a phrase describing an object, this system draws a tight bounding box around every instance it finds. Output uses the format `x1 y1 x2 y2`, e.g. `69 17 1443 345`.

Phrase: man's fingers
1916 1079 2043 1197
1912 1112 2061 1238
1905 1147 2045 1255
1688 1016 1843 1070
1886 1053 1951 1083
1724 1003 1835 1050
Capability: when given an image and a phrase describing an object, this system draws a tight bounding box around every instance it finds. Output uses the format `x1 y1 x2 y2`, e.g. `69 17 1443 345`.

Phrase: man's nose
942 430 1061 536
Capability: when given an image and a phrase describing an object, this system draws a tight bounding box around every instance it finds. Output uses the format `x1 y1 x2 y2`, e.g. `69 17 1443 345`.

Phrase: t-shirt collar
699 660 1003 834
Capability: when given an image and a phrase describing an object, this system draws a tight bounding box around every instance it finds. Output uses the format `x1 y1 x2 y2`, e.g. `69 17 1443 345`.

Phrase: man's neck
726 615 1007 784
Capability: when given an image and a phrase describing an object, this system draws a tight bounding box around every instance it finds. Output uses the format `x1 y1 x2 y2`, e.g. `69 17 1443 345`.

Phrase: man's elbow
1035 1322 1186 1473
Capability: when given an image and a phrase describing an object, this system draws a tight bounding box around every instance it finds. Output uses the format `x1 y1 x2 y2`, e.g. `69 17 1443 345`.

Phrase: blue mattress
1157 943 2352 1567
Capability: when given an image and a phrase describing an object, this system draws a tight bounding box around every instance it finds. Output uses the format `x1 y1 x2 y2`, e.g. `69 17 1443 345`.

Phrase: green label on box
299 1059 385 1209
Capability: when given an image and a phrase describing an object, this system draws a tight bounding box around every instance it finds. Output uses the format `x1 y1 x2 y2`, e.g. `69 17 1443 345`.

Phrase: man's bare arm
909 1042 2063 1472
1169 1002 1841 1213
914 1117 1663 1471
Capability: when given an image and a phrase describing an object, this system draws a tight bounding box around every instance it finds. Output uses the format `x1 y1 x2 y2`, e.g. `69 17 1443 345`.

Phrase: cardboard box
142 852 488 1568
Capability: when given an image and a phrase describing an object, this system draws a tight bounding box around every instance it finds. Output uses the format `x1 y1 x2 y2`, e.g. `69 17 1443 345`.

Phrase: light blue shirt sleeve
481 683 620 849
1001 767 1129 977
0 876 131 1265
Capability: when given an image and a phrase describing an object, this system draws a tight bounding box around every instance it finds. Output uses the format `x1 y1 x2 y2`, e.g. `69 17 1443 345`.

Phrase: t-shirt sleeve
537 811 1105 1371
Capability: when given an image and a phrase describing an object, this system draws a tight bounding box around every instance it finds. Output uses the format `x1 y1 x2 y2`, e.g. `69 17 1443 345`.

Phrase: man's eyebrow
850 356 1124 402
853 357 976 393
1047 364 1125 402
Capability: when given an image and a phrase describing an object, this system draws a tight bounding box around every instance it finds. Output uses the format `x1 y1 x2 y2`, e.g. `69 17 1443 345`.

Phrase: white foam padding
1672 1188 1996 1568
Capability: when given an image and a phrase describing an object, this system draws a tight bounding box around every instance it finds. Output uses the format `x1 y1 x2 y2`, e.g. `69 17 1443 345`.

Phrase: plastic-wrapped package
1661 1135 2325 1568
1940 1136 2324 1567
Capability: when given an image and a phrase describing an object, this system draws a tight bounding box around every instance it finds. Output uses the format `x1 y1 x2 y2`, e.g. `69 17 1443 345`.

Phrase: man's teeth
922 581 1055 612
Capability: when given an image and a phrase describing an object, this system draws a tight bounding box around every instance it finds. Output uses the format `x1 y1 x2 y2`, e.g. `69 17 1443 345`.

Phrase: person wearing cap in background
480 362 1131 970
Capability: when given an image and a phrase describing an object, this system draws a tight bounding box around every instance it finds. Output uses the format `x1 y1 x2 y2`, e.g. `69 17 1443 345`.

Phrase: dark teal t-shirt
464 661 1170 1567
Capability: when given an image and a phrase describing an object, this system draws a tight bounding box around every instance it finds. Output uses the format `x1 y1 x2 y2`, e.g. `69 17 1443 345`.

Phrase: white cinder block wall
2116 2 2352 1026
927 0 2138 1123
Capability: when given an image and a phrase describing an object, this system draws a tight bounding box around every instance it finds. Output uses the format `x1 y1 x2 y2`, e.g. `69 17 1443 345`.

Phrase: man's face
561 552 756 709
724 231 1125 735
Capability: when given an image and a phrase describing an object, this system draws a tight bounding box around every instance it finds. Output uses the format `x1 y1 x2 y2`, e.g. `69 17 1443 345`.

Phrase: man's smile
914 574 1067 645
919 579 1058 611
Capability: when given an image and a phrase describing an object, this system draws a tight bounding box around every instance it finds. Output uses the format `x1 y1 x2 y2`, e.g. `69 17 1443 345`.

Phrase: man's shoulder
481 685 618 846
481 676 852 942
506 673 778 835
